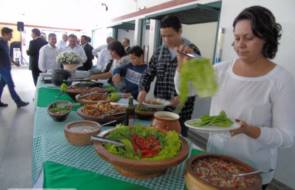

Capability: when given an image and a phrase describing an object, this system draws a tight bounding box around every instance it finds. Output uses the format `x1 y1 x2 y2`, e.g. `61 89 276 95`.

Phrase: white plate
184 119 240 132
142 98 170 109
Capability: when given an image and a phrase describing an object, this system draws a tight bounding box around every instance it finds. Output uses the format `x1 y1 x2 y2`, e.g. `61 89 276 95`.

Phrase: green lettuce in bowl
104 125 182 160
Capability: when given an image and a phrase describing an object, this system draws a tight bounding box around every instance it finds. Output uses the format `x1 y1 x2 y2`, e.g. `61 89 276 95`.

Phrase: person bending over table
90 41 129 83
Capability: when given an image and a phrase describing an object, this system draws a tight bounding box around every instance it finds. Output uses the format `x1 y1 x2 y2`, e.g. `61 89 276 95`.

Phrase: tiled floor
0 66 35 189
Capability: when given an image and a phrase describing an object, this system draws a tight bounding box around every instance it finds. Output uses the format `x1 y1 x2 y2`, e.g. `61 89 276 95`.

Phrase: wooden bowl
185 154 262 190
93 131 189 179
47 101 72 122
75 92 108 104
76 102 126 123
64 120 101 146
76 107 125 123
66 86 106 100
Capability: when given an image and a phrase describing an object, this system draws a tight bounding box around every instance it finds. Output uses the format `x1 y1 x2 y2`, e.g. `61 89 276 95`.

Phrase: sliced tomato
131 134 162 158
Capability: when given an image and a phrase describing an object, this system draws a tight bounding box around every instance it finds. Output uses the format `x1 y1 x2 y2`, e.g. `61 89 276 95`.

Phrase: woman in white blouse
175 6 295 189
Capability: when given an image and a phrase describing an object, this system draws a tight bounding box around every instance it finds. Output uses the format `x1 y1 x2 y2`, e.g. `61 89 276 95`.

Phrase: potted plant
56 51 82 71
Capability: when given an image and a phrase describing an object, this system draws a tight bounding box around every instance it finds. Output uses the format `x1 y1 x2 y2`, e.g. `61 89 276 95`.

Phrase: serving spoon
233 169 274 177
90 136 125 147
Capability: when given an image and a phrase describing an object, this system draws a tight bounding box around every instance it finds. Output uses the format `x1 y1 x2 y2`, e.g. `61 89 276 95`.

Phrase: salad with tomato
104 125 182 160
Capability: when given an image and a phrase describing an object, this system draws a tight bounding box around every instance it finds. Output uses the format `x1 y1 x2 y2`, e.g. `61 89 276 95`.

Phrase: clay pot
47 100 72 122
152 111 181 133
64 120 101 146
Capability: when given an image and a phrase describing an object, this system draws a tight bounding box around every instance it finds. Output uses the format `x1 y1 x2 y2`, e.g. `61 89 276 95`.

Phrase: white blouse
175 60 295 184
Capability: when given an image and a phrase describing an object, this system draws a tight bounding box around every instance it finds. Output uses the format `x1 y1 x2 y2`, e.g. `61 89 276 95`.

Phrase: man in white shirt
92 36 113 71
38 33 61 73
57 33 68 51
63 34 87 64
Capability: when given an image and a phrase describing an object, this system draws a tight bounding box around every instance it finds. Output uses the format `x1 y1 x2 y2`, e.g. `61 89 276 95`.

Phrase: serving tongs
178 52 201 59
91 136 125 147
233 168 274 177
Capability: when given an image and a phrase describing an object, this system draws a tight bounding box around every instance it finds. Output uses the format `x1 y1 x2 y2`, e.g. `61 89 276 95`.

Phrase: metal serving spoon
233 169 274 177
100 120 118 126
91 136 124 147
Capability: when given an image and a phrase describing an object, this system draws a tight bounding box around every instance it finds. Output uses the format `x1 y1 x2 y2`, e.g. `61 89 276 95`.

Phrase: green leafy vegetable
104 125 182 160
179 58 218 104
191 111 233 128
149 131 181 160
104 85 117 93
49 106 70 114
108 92 120 102
60 83 68 92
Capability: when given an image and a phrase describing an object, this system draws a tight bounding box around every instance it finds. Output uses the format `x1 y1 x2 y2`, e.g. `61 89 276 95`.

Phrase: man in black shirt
78 35 94 71
27 28 47 86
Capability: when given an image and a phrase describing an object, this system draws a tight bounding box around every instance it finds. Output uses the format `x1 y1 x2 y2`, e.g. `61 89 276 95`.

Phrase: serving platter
185 119 240 132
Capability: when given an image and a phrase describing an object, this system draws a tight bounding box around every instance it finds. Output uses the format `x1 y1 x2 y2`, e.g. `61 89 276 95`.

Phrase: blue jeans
0 67 22 104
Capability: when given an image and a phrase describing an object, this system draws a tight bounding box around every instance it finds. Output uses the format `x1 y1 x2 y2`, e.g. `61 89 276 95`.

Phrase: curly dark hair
108 41 126 58
233 6 282 59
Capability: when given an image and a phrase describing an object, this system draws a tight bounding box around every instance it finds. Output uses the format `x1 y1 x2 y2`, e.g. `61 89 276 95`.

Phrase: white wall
91 28 113 48
219 0 295 188
117 29 135 47
182 22 218 60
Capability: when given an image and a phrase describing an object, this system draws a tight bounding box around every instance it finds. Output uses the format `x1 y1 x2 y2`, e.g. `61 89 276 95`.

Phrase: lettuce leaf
191 111 233 128
179 58 218 104
104 125 182 160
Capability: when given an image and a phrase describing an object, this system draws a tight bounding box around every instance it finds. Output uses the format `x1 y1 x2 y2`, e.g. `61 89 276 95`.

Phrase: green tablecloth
33 81 205 190
43 149 204 190
36 87 75 107
43 161 150 190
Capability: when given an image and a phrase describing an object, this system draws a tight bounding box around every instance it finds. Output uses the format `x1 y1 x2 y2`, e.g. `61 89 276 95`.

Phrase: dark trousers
179 96 195 137
165 96 196 137
31 68 40 86
0 67 22 104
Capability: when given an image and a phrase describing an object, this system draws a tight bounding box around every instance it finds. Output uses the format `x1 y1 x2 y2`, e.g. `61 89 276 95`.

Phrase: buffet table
32 80 204 190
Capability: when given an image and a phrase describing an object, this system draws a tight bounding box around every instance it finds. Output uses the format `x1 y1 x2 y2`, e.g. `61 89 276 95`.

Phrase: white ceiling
1 0 208 30
0 0 138 29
